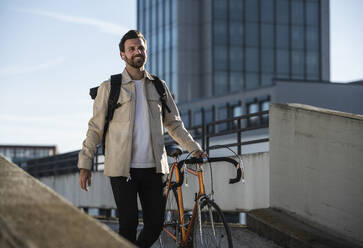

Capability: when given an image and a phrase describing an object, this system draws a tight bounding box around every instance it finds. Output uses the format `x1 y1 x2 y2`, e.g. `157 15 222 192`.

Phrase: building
136 0 361 147
137 0 330 103
0 144 58 167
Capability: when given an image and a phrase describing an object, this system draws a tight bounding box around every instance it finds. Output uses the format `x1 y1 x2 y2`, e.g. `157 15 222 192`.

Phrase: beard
125 54 146 69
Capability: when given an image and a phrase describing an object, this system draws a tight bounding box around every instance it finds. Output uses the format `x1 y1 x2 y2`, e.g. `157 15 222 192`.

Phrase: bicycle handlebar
173 156 242 188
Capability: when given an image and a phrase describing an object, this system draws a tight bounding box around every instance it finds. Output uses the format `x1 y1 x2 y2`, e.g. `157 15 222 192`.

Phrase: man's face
121 38 147 69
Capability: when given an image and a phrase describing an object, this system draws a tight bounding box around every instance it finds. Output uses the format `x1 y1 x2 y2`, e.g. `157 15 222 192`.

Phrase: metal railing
164 110 269 155
26 111 269 177
26 151 80 177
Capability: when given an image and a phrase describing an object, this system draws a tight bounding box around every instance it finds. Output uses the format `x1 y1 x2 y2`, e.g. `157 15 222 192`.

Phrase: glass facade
138 0 324 99
212 0 322 95
137 0 178 98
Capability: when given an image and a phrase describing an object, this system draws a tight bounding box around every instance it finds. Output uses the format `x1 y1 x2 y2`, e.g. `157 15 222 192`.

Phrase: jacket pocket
147 97 162 120
113 92 132 122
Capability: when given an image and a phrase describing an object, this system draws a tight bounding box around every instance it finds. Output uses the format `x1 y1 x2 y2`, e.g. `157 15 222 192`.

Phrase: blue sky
0 0 362 153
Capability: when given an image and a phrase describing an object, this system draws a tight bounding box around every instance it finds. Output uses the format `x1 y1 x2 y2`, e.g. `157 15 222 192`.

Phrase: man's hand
194 150 207 158
79 169 92 192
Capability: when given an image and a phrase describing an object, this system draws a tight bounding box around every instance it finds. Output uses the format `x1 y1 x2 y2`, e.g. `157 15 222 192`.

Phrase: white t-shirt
130 79 156 168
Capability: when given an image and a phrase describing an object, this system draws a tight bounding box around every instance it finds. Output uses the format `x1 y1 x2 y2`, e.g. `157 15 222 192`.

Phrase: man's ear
120 52 125 60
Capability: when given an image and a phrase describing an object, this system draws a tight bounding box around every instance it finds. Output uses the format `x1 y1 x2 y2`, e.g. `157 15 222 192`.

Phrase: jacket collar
121 68 154 84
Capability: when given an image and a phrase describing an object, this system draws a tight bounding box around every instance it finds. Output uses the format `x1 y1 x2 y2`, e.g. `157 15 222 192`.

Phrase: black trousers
110 167 165 248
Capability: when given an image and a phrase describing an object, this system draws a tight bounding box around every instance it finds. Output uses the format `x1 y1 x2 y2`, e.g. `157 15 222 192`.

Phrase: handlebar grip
229 167 242 184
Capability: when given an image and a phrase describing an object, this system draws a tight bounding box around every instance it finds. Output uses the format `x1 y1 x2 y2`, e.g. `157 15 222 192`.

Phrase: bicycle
157 144 243 248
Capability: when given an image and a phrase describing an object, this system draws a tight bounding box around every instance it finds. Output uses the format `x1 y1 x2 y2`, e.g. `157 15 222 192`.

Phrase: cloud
17 8 128 35
0 56 65 77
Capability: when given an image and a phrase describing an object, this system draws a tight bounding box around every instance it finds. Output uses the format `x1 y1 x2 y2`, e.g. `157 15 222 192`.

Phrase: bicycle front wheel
193 199 233 248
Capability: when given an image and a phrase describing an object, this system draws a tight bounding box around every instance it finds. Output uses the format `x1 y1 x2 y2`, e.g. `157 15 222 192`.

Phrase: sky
0 0 362 153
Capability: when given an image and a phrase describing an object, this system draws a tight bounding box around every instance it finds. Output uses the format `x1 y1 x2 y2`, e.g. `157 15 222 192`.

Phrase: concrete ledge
247 208 363 248
0 155 135 248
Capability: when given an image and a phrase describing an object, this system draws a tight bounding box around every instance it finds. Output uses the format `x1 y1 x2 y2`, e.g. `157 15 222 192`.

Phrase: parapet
0 155 135 248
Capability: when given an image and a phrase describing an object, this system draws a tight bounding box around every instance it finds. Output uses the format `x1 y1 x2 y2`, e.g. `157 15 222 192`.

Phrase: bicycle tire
193 199 233 248
158 187 181 247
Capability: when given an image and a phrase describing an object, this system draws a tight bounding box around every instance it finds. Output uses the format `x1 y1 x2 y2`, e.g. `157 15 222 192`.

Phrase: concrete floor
101 220 282 248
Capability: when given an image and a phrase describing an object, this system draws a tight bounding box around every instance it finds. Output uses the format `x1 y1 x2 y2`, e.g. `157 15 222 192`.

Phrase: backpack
89 73 171 154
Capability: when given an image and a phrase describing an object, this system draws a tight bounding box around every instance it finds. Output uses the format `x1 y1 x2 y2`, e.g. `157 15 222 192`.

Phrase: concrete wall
269 103 363 244
40 152 270 212
41 172 116 209
0 156 134 248
181 153 270 211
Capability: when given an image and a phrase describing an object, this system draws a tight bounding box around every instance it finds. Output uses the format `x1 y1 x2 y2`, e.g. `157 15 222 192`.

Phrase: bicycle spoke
193 199 233 248
157 188 180 247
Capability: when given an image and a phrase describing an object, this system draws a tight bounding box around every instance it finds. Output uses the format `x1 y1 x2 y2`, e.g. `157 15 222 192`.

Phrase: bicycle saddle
165 144 183 158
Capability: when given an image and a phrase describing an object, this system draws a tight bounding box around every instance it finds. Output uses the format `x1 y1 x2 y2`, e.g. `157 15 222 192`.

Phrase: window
213 0 227 20
276 0 289 24
158 48 164 76
214 21 228 45
246 97 270 127
245 47 259 72
261 24 274 49
307 27 319 51
245 0 259 22
230 22 243 46
306 52 320 80
229 0 243 21
291 26 304 50
276 25 289 49
261 0 274 23
261 49 274 73
172 0 178 22
245 22 259 47
214 71 228 96
138 0 144 31
164 0 170 25
306 1 319 26
144 0 150 37
260 99 270 124
151 0 157 32
230 72 243 92
245 73 259 90
231 102 243 130
214 47 228 70
292 51 304 79
276 49 289 75
291 1 304 25
229 46 243 71
247 101 259 126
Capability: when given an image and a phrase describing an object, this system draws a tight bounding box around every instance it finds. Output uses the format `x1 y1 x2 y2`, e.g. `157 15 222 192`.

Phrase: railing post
206 124 210 154
201 107 206 151
237 118 242 155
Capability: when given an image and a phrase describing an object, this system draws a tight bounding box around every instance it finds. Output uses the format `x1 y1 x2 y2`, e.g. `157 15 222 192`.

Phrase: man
78 30 205 247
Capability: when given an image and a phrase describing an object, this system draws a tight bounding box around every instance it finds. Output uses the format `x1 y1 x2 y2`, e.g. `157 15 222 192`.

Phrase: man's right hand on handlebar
79 168 92 192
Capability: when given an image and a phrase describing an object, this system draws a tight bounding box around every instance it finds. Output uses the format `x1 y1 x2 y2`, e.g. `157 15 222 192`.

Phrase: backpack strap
151 75 171 120
102 73 122 153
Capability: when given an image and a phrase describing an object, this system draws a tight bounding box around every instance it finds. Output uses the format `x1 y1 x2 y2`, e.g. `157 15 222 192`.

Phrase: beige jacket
78 69 201 177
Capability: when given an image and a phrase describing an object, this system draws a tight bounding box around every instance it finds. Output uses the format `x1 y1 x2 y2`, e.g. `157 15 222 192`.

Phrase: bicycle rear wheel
158 187 180 247
193 199 233 248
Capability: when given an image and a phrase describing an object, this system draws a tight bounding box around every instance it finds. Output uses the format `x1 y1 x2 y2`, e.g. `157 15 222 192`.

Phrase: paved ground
101 220 282 247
